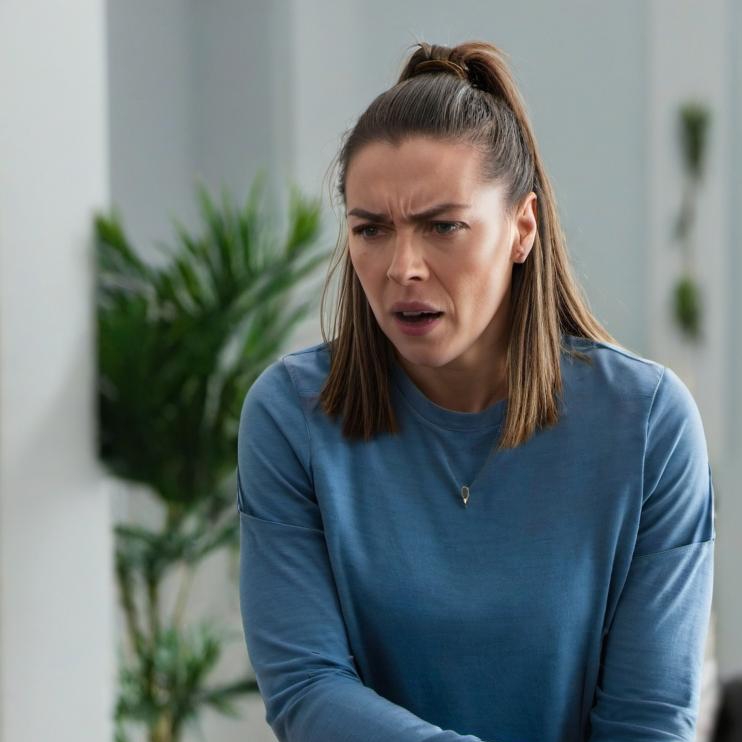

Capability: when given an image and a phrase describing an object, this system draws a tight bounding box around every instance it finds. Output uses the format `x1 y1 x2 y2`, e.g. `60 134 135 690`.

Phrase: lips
390 301 443 313
392 311 443 335
393 310 443 319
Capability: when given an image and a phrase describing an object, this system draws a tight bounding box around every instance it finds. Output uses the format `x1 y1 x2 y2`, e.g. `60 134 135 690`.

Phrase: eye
350 221 466 240
429 221 464 236
351 224 385 240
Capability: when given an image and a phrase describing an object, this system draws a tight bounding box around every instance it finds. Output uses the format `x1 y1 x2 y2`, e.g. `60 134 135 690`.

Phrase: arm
237 358 487 742
587 366 716 741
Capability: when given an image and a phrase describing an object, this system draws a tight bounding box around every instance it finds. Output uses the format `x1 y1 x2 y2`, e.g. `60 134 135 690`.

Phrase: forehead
345 137 493 207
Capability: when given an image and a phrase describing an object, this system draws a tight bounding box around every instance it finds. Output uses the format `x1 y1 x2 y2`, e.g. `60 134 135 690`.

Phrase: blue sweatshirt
236 333 716 742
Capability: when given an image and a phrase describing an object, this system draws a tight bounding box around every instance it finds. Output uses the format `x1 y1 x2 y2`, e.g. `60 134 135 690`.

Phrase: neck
394 324 511 414
400 356 508 413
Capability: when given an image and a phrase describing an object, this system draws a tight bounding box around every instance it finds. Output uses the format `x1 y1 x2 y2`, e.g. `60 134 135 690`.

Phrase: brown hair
318 40 620 448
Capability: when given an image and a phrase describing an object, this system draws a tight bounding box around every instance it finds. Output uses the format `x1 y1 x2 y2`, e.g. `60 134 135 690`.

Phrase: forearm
261 669 487 742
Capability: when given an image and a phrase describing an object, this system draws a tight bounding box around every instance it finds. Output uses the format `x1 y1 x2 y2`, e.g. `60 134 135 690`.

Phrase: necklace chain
431 430 499 508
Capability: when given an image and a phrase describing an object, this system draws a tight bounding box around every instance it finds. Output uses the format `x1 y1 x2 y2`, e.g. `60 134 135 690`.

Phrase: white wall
0 2 115 741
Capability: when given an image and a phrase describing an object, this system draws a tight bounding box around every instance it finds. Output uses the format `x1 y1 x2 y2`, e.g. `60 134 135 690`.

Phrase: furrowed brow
346 202 471 224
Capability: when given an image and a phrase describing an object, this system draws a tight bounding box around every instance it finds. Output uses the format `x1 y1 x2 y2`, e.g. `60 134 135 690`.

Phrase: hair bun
413 57 469 82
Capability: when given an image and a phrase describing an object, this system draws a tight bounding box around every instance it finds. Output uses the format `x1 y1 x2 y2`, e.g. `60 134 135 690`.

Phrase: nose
386 231 429 284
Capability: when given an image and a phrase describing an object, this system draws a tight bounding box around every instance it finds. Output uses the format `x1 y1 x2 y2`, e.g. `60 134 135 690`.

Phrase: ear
511 191 537 264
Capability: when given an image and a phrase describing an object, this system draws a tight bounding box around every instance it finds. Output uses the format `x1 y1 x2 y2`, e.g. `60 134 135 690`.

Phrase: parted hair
317 40 619 449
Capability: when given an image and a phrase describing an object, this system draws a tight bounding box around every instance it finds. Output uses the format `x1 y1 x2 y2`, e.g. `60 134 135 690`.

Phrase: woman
236 40 716 742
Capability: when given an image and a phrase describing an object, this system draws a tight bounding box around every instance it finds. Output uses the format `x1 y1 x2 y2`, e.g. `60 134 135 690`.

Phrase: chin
393 345 449 369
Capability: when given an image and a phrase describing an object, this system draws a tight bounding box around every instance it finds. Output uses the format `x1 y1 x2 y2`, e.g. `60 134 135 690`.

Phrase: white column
0 2 115 741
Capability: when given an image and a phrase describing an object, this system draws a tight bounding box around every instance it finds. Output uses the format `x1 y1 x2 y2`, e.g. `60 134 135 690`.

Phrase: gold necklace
433 431 500 507
392 358 506 505
436 388 505 506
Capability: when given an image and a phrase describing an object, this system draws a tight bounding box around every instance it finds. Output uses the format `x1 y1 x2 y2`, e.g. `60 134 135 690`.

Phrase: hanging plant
673 273 702 339
671 101 710 341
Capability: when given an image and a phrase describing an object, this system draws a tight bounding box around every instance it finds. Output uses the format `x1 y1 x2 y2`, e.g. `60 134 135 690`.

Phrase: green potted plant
95 172 331 742
672 101 710 341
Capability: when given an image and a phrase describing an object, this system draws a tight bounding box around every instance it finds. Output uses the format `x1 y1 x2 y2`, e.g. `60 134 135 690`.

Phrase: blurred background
1 1 740 741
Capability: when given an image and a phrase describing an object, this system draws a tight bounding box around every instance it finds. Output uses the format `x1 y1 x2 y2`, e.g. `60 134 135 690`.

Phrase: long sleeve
236 358 488 742
587 366 716 741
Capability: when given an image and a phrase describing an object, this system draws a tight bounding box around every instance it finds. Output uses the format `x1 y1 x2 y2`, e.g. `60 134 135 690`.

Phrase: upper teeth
401 311 431 316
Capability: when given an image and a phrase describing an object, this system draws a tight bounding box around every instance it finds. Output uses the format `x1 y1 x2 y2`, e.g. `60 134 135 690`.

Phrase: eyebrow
346 202 472 224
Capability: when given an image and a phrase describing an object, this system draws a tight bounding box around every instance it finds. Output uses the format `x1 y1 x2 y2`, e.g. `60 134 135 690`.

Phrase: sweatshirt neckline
390 355 507 431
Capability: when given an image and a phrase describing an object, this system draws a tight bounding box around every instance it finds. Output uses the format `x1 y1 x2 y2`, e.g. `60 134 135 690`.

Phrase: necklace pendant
460 485 470 507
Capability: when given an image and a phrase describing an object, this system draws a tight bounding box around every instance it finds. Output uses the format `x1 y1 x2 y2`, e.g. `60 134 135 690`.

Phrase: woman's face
345 135 537 373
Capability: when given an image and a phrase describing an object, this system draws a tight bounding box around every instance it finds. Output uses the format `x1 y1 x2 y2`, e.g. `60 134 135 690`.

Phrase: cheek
350 247 388 287
455 260 509 312
349 250 384 309
348 248 369 285
349 245 373 275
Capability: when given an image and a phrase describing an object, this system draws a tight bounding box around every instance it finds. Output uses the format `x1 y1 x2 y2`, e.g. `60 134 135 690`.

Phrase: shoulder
241 340 331 412
279 340 332 397
237 345 325 518
561 333 665 408
238 341 332 460
560 333 705 460
238 345 330 478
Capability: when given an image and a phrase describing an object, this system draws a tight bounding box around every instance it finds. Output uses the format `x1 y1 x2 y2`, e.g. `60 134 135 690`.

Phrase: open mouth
394 311 444 325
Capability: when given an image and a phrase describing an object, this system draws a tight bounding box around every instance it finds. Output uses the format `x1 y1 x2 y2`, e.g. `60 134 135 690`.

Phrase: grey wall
728 0 742 470
107 0 293 260
107 0 197 257
107 1 649 351
189 0 292 206
720 0 742 683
